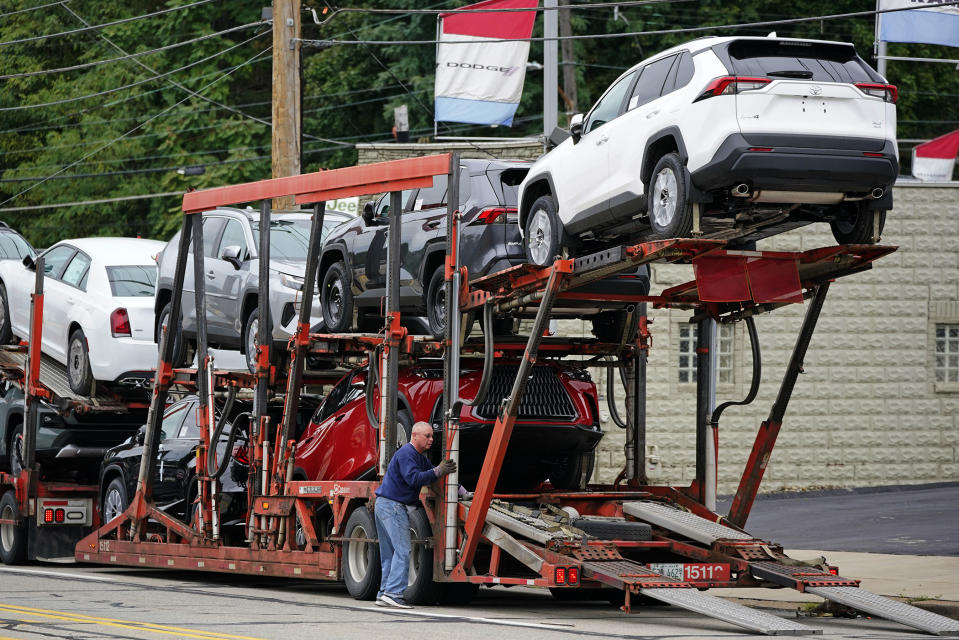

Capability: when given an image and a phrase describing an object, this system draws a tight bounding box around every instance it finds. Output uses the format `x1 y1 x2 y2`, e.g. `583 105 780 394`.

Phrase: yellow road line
0 603 265 640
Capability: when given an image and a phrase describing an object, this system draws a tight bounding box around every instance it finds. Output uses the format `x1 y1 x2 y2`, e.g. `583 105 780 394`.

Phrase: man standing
374 421 455 609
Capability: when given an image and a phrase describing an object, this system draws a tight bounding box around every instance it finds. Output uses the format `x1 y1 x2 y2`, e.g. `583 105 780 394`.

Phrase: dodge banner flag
879 0 959 48
912 129 959 182
434 0 538 126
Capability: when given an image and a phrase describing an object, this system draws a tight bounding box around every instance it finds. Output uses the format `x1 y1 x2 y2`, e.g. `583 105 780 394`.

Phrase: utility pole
543 0 558 139
558 0 577 123
272 0 301 210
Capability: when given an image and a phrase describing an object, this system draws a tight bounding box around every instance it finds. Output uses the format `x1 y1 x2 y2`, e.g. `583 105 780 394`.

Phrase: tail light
233 444 249 465
476 207 516 224
855 82 897 103
110 308 132 337
694 76 770 102
555 566 567 584
568 566 579 585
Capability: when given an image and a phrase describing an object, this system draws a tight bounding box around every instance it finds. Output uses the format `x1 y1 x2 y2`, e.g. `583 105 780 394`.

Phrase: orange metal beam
182 154 451 213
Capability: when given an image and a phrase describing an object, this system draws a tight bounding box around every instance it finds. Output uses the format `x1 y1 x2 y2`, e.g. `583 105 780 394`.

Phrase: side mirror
22 255 35 271
569 114 584 143
219 245 243 270
363 202 375 225
135 425 147 445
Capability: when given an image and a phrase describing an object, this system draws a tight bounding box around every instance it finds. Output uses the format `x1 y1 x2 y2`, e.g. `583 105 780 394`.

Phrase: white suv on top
518 35 898 265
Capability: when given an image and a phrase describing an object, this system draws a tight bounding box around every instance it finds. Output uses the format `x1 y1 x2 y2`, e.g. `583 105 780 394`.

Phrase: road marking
369 606 582 631
0 566 115 582
0 603 265 640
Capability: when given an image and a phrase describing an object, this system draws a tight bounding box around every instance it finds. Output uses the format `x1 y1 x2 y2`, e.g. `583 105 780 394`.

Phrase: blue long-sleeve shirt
375 443 437 505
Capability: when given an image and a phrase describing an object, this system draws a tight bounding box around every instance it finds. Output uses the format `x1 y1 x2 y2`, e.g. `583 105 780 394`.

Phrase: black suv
318 159 650 340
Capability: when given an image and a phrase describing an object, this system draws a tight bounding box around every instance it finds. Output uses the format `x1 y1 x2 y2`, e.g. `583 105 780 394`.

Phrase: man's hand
434 459 457 477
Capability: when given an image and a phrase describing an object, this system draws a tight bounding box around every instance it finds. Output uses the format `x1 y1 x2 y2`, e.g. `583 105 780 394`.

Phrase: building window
678 323 734 384
935 324 959 383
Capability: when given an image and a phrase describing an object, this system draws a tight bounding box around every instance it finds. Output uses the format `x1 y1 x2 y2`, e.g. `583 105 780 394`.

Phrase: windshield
107 265 157 297
252 216 347 261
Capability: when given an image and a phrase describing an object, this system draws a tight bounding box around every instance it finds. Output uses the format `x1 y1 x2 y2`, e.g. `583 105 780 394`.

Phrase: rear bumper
691 133 899 195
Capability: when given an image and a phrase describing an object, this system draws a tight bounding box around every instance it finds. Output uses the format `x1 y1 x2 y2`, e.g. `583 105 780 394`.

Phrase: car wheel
550 450 595 490
7 424 23 477
158 303 189 367
67 329 94 395
830 205 886 245
321 261 354 333
101 477 129 524
243 307 260 374
405 508 439 605
426 266 448 340
591 310 637 343
0 284 12 345
524 195 563 266
395 410 413 452
0 489 27 565
342 506 380 600
436 582 479 606
648 153 693 239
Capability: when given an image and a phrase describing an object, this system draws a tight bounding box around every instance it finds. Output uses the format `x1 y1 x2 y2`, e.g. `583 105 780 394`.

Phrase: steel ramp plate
641 588 820 636
806 586 959 636
622 500 753 544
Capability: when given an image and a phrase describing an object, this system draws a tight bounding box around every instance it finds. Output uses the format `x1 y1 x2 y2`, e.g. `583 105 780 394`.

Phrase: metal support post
133 218 192 540
457 262 570 572
694 316 714 505
442 155 461 572
377 190 403 476
255 201 272 437
543 0 558 139
632 304 648 483
21 258 45 474
728 283 831 527
191 214 213 537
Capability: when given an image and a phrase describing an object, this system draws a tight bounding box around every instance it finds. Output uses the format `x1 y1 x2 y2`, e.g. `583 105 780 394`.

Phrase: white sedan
0 237 165 395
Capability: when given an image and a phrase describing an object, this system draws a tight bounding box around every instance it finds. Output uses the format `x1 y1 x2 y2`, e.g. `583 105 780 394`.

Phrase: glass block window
678 323 734 383
935 324 959 383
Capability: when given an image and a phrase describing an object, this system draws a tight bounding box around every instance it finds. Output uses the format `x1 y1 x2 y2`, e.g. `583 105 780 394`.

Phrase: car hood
268 258 306 276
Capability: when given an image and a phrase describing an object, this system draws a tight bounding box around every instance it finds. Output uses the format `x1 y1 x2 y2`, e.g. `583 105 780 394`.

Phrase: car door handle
206 270 215 279
596 135 608 145
646 110 660 119
424 220 440 230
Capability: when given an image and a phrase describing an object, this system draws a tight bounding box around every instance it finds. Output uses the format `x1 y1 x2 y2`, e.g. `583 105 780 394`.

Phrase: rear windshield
0 232 34 260
107 265 157 297
719 40 879 84
497 168 528 207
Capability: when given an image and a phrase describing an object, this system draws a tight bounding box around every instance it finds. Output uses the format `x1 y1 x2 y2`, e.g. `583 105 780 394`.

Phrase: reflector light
44 509 54 523
110 308 132 337
855 82 897 103
554 566 567 584
748 147 773 152
828 565 839 576
55 508 65 523
695 76 770 102
862 152 885 158
568 566 579 584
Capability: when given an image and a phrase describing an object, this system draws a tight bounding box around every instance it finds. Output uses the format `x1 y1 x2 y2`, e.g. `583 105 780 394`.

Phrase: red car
294 358 602 490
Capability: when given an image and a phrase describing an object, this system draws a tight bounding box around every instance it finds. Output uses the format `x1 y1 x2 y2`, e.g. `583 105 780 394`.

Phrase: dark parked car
294 358 603 491
155 208 354 373
0 222 35 263
318 159 650 341
98 394 320 537
0 381 145 483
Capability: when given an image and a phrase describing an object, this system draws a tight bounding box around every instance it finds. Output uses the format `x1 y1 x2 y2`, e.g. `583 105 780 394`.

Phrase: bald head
411 421 434 453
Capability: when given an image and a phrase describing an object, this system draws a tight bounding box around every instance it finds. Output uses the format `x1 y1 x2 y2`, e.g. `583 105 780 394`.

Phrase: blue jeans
374 496 410 600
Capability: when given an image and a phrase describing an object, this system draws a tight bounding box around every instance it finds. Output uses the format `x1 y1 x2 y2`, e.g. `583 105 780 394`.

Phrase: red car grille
474 365 576 421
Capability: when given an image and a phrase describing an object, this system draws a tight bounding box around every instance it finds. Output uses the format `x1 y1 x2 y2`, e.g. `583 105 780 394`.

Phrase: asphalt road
0 564 939 640
717 483 959 556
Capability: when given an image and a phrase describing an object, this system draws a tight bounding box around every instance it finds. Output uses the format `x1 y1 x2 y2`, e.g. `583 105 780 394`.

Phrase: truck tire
321 261 354 333
67 329 94 395
0 490 27 565
571 517 652 541
648 153 693 239
405 508 439 605
342 506 380 600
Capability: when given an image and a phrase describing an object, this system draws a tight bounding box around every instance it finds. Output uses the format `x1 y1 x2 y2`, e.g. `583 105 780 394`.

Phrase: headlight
278 273 305 290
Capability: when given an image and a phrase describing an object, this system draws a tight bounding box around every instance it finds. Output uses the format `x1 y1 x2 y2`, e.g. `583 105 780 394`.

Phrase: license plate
648 562 730 582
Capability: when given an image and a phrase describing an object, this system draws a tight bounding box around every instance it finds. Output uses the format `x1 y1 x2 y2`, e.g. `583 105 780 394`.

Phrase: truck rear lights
477 207 517 224
855 82 897 103
694 76 770 102
111 308 132 337
554 565 579 585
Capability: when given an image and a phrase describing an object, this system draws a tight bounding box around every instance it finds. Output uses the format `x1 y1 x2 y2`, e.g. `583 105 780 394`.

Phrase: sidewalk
712 549 959 618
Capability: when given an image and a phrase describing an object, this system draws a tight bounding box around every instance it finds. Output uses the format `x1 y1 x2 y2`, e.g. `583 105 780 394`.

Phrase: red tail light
55 508 65 523
110 308 131 337
568 566 579 585
477 207 516 224
44 509 54 523
554 566 567 584
694 76 770 102
233 444 249 465
855 82 897 103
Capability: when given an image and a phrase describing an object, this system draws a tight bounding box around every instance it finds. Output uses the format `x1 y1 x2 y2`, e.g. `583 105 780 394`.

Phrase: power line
0 0 215 48
0 30 269 112
299 1 959 46
0 191 183 213
0 19 267 80
0 0 69 19
0 45 273 207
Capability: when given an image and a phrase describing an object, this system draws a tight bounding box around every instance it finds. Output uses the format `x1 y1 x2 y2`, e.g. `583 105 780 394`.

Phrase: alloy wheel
103 488 126 522
246 317 259 371
651 167 678 228
527 208 552 265
68 338 85 388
